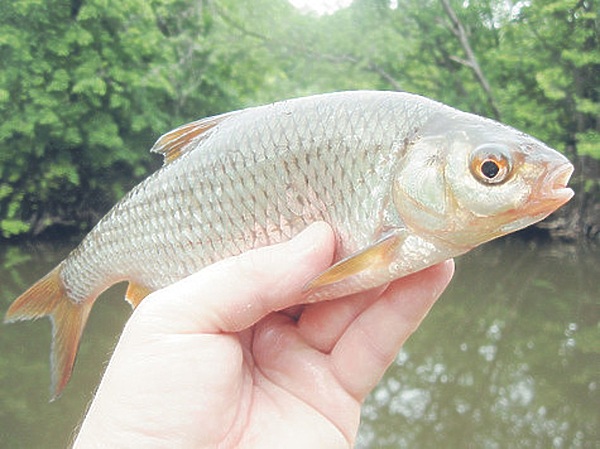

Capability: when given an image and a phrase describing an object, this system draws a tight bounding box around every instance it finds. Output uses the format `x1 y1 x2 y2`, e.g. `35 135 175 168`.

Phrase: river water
0 237 598 448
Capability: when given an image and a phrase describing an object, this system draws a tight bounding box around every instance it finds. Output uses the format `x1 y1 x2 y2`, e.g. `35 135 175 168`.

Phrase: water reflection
0 239 131 448
356 240 599 449
0 238 598 448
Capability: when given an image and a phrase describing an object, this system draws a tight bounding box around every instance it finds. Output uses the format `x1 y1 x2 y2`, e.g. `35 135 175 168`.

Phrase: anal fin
125 282 153 308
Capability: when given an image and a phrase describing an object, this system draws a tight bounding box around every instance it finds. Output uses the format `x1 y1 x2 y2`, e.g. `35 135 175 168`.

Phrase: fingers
131 222 336 334
249 312 363 442
295 286 386 353
330 260 455 401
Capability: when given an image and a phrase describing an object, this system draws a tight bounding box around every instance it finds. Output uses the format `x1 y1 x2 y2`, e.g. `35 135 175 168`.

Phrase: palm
199 272 445 448
211 294 378 448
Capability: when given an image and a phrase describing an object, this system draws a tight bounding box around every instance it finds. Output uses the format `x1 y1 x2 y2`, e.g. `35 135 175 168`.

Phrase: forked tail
4 264 93 400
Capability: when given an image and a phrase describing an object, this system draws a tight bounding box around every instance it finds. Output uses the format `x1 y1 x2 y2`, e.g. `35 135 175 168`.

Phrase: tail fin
4 264 93 401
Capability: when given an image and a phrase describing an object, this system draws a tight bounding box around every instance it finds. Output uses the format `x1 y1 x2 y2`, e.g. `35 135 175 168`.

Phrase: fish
4 91 574 399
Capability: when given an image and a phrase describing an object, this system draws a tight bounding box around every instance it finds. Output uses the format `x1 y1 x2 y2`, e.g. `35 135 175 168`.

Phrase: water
0 238 598 448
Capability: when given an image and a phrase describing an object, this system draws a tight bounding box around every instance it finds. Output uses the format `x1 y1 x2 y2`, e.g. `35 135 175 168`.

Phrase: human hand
73 222 454 448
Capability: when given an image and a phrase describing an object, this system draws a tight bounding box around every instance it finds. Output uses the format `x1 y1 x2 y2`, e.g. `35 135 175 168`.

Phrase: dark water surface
1 238 598 448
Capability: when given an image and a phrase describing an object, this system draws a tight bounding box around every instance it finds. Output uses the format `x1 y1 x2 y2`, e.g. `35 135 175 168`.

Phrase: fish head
393 112 574 249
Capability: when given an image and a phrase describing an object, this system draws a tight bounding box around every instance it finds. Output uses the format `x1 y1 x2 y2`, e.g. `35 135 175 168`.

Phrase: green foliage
494 0 599 154
0 0 276 238
577 131 600 158
1 1 152 236
0 0 598 239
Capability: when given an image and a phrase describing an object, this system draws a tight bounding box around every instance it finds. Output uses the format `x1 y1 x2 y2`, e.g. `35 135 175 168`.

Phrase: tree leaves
0 0 245 238
0 0 597 239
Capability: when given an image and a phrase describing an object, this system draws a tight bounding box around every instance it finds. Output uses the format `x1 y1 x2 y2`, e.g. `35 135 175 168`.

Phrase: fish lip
523 161 574 221
543 162 574 205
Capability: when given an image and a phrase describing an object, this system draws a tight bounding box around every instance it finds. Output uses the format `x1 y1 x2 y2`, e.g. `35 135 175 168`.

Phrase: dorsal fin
151 110 238 164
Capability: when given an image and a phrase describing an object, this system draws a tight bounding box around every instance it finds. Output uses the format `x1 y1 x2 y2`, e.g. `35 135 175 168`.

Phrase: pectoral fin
304 230 405 297
125 282 153 308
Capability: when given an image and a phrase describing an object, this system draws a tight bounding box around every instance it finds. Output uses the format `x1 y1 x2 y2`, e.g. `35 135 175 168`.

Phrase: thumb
131 222 336 334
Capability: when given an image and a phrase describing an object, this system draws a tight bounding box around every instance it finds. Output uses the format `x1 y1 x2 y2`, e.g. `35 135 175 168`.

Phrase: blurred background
0 0 598 447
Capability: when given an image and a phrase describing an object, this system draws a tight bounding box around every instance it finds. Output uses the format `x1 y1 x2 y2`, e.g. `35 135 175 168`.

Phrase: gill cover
392 112 525 241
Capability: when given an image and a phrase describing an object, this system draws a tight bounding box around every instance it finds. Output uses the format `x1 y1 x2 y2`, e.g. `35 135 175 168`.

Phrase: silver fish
5 91 574 398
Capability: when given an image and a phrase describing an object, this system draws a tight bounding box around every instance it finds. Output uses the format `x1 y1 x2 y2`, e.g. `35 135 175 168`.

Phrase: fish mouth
527 161 574 219
498 162 574 236
543 162 574 205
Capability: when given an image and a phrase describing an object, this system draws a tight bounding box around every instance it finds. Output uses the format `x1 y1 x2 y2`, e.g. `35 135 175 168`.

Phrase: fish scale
5 91 573 399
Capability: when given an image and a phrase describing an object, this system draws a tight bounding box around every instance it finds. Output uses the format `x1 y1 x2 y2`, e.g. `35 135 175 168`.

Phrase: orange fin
305 231 405 293
4 264 93 401
125 282 153 308
151 111 238 164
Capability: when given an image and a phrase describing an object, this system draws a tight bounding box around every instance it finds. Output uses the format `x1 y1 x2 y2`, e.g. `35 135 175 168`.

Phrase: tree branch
312 53 404 91
367 62 404 91
212 4 404 92
439 0 501 120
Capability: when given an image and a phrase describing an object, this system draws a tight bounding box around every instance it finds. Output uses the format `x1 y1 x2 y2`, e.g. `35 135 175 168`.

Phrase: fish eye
469 144 512 185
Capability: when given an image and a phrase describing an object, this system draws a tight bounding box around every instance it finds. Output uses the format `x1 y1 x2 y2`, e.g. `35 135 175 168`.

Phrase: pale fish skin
5 91 574 399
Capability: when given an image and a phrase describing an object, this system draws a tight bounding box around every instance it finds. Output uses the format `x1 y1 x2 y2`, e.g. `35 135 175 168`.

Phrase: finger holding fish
132 221 335 335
